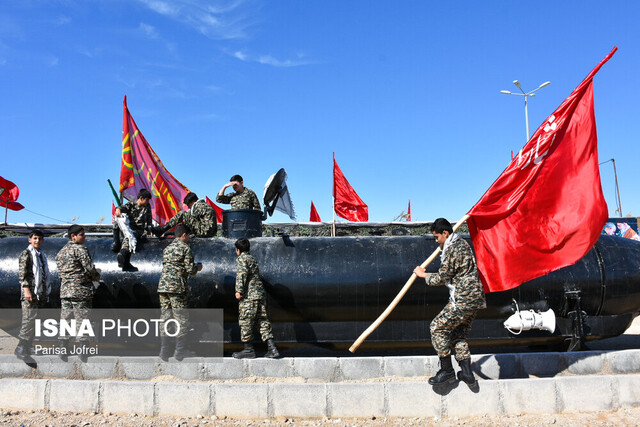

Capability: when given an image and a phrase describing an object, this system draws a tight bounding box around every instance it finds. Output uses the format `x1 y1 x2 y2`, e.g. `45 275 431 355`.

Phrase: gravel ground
1 407 640 426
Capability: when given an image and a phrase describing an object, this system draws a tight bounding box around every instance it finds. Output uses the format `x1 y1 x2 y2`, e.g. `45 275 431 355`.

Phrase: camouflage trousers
159 293 189 338
430 302 478 361
60 298 92 342
19 298 44 341
238 298 273 343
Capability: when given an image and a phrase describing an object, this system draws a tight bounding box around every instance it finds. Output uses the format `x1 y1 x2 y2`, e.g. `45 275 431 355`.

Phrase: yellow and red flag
119 96 190 225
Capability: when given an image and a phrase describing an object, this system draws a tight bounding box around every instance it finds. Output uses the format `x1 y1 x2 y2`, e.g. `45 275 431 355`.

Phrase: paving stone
248 357 293 378
101 381 154 415
203 358 245 380
49 380 99 412
0 378 47 410
501 377 557 414
339 357 383 380
214 383 269 418
387 381 440 417
293 357 338 381
156 382 211 416
384 356 428 378
328 383 385 417
271 383 327 417
556 375 614 412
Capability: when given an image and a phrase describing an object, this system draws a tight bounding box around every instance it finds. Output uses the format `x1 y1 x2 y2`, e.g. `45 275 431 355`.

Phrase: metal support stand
564 290 586 351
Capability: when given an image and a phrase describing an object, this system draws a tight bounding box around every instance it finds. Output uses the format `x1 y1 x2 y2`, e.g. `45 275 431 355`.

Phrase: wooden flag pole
349 214 470 353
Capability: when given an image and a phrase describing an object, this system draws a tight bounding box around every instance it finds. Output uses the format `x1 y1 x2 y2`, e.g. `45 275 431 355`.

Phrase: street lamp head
529 93 536 97
500 90 512 94
513 80 522 89
539 81 551 88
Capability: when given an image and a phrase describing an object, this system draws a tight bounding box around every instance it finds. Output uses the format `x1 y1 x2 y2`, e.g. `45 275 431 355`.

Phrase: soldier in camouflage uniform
216 174 262 210
414 218 486 387
152 192 217 238
112 188 153 271
15 230 51 360
232 238 279 359
56 225 101 362
157 224 202 361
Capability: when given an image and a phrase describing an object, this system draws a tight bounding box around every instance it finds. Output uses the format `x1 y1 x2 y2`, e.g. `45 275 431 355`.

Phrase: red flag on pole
333 153 368 222
0 176 24 211
407 200 411 221
205 197 224 223
120 96 190 225
310 201 321 222
467 47 616 293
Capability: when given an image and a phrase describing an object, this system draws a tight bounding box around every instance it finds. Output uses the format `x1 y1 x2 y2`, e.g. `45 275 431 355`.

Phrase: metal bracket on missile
564 290 587 351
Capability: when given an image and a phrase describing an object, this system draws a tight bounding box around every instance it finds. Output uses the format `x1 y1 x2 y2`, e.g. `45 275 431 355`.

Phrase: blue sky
1 1 639 225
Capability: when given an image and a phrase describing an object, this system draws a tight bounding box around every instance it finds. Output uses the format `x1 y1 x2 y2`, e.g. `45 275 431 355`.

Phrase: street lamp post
501 80 551 159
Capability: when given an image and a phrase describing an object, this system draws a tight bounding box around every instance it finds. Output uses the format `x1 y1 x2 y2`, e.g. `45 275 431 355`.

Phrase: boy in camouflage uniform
414 218 486 387
112 188 153 271
152 192 217 238
157 224 203 361
15 229 51 360
216 174 261 211
232 238 279 359
56 224 101 362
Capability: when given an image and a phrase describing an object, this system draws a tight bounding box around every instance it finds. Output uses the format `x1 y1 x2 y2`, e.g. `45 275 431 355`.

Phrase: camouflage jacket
236 252 265 300
18 248 47 299
188 200 217 237
119 201 152 231
56 241 100 300
424 236 486 310
158 239 198 294
216 188 261 210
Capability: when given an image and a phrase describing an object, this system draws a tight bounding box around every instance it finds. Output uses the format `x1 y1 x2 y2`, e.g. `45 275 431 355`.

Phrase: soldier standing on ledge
152 192 217 238
413 218 486 388
216 174 261 210
112 188 153 271
157 224 203 362
233 238 279 359
15 229 51 360
56 224 101 362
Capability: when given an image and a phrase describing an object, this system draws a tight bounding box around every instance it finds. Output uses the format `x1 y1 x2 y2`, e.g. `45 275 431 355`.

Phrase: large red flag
333 153 368 222
407 200 411 221
467 47 616 293
0 176 24 211
205 197 224 223
120 96 190 225
310 201 321 222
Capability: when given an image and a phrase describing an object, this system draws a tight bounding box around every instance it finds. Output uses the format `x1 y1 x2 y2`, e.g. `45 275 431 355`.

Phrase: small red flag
0 176 24 211
310 201 321 222
407 200 411 221
333 153 368 222
120 96 191 225
467 47 616 293
205 197 224 223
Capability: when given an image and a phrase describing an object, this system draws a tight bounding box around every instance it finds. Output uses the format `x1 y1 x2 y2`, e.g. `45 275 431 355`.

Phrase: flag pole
349 214 470 353
331 152 336 237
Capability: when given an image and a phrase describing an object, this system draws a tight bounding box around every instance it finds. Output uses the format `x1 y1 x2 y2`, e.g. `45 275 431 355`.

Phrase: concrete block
158 360 203 380
214 383 269 418
49 380 99 413
556 376 614 412
616 375 640 407
203 358 245 380
0 378 47 410
101 381 155 415
119 357 158 380
248 358 293 378
387 382 440 417
33 356 76 378
445 379 501 417
501 378 557 414
384 356 428 378
156 382 211 417
0 360 36 378
293 358 338 381
563 352 604 376
519 353 560 378
271 383 327 418
474 354 518 380
339 357 383 380
607 350 640 374
80 357 118 379
328 383 385 417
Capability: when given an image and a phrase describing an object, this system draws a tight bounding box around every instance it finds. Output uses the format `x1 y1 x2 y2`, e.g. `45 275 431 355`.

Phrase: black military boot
232 343 256 359
457 358 478 387
173 335 191 361
117 249 127 269
265 339 280 359
428 355 456 385
58 339 69 362
14 339 27 360
110 227 121 253
149 224 170 238
159 336 173 362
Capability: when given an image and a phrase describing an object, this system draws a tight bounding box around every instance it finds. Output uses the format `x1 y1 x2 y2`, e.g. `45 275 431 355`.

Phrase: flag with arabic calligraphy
467 48 616 293
119 96 190 225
